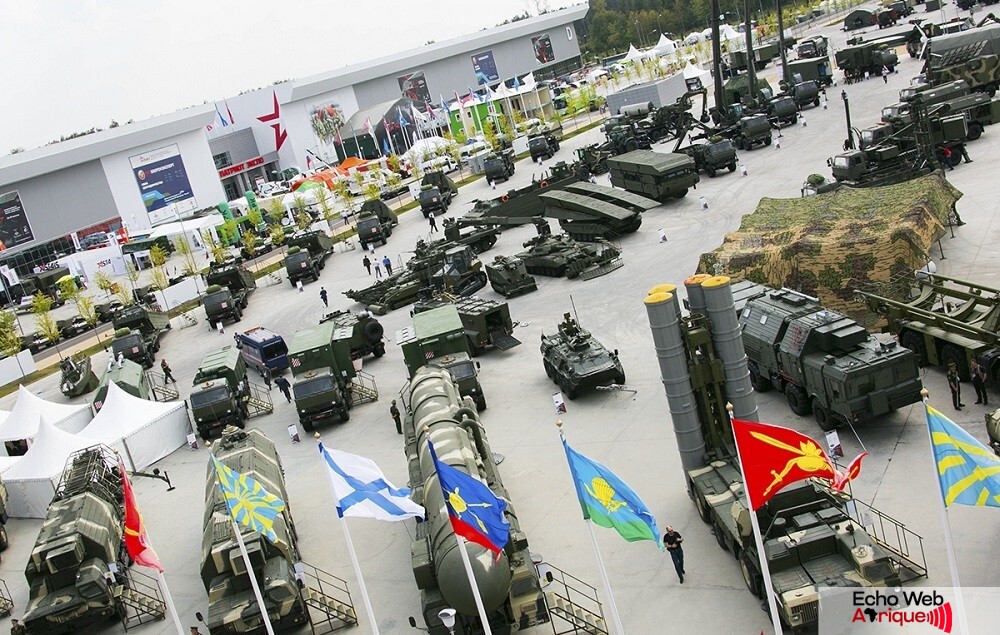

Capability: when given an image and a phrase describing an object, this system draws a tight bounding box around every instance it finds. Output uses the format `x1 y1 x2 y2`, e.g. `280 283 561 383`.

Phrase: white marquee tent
653 33 678 56
78 382 191 472
4 418 95 518
623 44 646 62
0 386 92 447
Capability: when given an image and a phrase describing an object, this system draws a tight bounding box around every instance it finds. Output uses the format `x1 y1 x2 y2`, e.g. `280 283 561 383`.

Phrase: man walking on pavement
428 211 438 233
947 362 964 411
274 375 292 403
320 286 328 307
373 257 383 278
663 526 685 583
261 367 273 391
362 255 372 275
160 359 177 384
382 254 393 276
390 400 402 434
972 359 988 405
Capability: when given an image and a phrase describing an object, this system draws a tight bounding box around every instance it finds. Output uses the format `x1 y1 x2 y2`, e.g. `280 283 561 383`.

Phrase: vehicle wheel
560 376 577 400
814 401 837 431
814 98 821 107
153 340 161 352
382 237 388 246
615 372 626 385
740 552 762 598
967 124 983 141
363 320 384 342
713 520 729 552
989 85 998 98
544 359 555 379
234 307 242 322
301 419 314 433
146 354 155 369
675 188 688 198
339 408 350 423
373 342 386 358
786 385 812 416
475 394 487 411
0 526 8 552
942 344 970 380
764 136 772 146
706 166 717 178
790 114 798 125
694 492 712 523
312 269 319 282
729 162 737 172
625 139 638 152
900 331 927 366
289 279 296 287
749 365 772 392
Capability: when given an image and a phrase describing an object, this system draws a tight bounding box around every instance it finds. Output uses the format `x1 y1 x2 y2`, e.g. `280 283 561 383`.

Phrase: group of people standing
948 359 989 411
362 254 393 278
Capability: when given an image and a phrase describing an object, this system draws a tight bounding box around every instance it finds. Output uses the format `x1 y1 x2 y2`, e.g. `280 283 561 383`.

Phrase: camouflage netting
697 173 962 325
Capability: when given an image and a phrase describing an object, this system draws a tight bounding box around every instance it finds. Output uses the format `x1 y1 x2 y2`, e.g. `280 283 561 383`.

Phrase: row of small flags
206 100 235 132
123 401 999 629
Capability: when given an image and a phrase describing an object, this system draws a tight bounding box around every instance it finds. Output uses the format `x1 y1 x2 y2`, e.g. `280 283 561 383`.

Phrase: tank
733 281 923 430
59 353 99 397
515 232 622 279
201 427 308 634
404 366 546 634
318 309 386 359
485 255 537 298
540 312 625 399
21 446 125 634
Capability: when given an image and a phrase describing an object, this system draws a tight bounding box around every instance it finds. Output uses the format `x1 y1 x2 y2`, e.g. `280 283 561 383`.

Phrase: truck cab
356 199 397 249
111 328 154 368
204 262 256 325
734 115 773 150
528 134 560 162
288 323 355 431
91 357 150 412
285 230 334 286
236 326 289 375
418 185 450 217
190 346 250 439
483 150 516 183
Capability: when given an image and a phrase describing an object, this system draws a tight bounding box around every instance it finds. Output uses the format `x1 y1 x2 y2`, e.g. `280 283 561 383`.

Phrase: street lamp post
842 90 855 150
634 19 643 48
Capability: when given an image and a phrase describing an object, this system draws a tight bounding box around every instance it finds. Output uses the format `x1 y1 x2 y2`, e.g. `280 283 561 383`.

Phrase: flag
306 155 313 169
465 87 477 104
382 137 391 156
214 103 229 127
225 100 236 124
319 442 424 521
398 108 410 128
210 454 286 544
513 75 521 90
831 451 868 493
522 72 536 86
120 458 163 572
362 117 374 135
411 105 428 122
731 418 836 510
926 404 1000 507
562 437 661 547
428 440 509 555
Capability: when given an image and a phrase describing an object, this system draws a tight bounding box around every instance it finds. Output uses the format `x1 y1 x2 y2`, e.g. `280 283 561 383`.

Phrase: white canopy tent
0 386 92 447
683 62 712 82
78 382 191 472
4 418 96 518
653 33 678 56
623 44 646 62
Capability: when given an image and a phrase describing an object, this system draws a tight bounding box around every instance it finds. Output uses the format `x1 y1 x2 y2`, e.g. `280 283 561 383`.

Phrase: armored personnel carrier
541 313 625 399
403 366 547 634
485 255 537 298
516 232 622 280
59 352 98 397
319 309 386 359
733 281 922 430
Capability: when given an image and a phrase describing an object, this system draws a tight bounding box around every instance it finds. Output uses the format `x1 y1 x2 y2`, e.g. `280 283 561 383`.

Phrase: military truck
728 42 780 72
485 255 537 298
605 122 653 155
785 57 835 87
319 308 387 359
483 149 516 183
541 312 625 399
835 43 898 82
355 199 397 250
732 282 922 430
421 171 457 204
397 305 487 410
202 428 312 633
111 306 170 368
787 80 822 110
190 346 253 439
5 267 70 307
927 51 1000 96
677 140 739 178
402 366 548 635
418 184 451 217
766 96 799 127
413 294 521 355
606 150 700 202
831 118 967 185
56 316 91 340
288 322 356 430
20 446 133 634
732 115 773 150
91 357 150 412
796 35 828 58
285 230 333 286
204 262 256 326
528 133 560 162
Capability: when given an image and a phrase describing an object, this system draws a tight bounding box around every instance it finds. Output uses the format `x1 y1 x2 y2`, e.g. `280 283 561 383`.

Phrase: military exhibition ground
4 6 1000 635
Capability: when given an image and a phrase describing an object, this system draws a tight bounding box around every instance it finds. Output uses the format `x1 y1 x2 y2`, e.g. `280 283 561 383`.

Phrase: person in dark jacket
274 375 292 403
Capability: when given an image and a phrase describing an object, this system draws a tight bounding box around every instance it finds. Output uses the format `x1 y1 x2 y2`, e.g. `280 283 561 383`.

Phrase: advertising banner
398 71 431 105
471 50 499 85
532 33 555 64
308 101 345 144
0 190 36 250
129 145 197 221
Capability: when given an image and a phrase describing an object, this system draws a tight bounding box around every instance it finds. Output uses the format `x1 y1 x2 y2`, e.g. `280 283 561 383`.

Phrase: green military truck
285 230 334 286
732 115 773 150
732 281 922 430
189 346 253 440
796 35 828 58
203 261 256 326
111 306 170 368
419 171 458 218
728 42 780 72
785 57 834 87
606 150 700 202
91 357 151 412
356 199 397 250
413 294 522 355
319 308 387 359
528 133 560 162
835 42 898 82
677 140 739 178
766 96 799 126
928 51 1000 96
483 149 516 183
288 322 356 430
397 305 487 410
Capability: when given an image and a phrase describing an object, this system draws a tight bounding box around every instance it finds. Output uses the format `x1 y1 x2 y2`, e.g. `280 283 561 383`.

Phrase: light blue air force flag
319 443 425 521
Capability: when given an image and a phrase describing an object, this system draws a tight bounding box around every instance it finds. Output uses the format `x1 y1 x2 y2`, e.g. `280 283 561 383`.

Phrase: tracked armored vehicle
733 281 922 430
485 255 537 298
403 366 547 634
541 313 625 399
516 232 622 280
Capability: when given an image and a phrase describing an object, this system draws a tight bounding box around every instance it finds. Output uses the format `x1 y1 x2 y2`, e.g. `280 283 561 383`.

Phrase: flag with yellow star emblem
926 404 1000 507
210 454 286 544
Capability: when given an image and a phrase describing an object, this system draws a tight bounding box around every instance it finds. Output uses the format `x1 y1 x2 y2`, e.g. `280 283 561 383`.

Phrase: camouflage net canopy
697 173 962 325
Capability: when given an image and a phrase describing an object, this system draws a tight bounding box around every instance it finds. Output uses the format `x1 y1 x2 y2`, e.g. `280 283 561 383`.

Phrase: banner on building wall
398 71 431 105
309 101 345 144
129 145 197 223
532 33 555 64
0 190 36 251
471 50 499 85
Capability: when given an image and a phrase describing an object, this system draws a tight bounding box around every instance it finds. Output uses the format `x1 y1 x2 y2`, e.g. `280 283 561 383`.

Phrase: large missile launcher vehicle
403 366 548 635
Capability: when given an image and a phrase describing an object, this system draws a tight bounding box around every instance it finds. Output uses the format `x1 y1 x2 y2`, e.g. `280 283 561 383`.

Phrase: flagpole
455 534 494 635
728 404 783 635
349 123 362 159
230 519 276 635
921 390 971 635
337 512 380 635
583 518 626 635
157 571 186 635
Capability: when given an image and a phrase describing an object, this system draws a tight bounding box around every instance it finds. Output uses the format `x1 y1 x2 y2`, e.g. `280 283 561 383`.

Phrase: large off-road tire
706 166 717 178
694 491 712 523
339 408 350 423
373 342 386 358
729 162 737 172
786 384 812 416
967 123 983 141
475 394 487 411
301 419 314 433
749 364 772 392
560 375 577 400
814 400 837 431
363 320 384 342
740 552 762 598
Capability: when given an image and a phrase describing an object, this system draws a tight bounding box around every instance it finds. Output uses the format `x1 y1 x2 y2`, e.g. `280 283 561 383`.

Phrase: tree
314 187 333 224
266 197 286 225
150 267 170 291
31 292 63 359
270 223 286 247
333 180 352 209
218 218 240 246
295 209 313 231
149 244 169 268
93 270 116 297
363 182 382 202
74 293 98 328
386 154 402 174
174 236 200 276
0 309 25 378
124 261 140 291
248 207 264 230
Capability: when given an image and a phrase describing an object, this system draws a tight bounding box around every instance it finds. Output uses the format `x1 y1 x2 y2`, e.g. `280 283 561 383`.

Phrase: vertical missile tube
644 285 707 472
701 276 758 422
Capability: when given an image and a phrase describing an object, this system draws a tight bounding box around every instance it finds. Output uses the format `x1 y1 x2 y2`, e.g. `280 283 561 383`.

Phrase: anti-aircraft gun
485 255 537 298
402 366 548 634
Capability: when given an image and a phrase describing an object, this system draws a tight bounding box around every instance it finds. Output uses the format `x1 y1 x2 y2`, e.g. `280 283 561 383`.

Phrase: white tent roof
683 63 712 81
147 215 225 240
0 455 19 473
654 34 678 55
4 418 94 482
624 44 645 62
0 386 92 442
720 25 743 43
404 136 450 161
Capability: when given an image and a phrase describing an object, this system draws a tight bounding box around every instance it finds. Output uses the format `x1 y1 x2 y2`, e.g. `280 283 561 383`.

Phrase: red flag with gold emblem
119 458 164 572
732 419 837 510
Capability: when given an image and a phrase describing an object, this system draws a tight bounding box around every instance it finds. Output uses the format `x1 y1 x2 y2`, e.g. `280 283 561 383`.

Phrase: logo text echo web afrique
851 590 952 632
